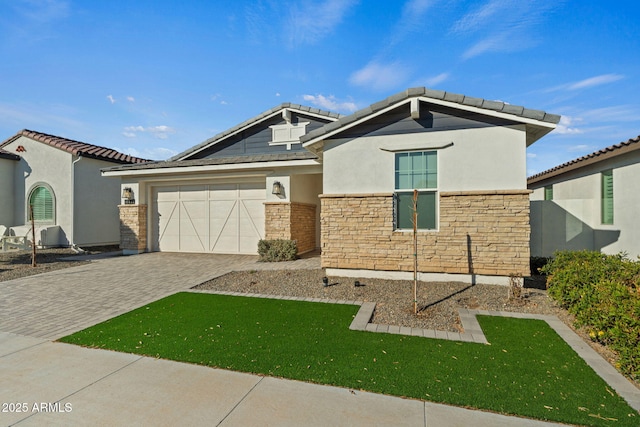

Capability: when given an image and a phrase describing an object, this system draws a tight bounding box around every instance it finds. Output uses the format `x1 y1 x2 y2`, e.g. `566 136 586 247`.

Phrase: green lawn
59 292 638 426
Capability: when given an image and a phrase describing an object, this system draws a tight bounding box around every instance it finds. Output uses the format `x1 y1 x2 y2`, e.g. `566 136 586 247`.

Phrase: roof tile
0 130 149 164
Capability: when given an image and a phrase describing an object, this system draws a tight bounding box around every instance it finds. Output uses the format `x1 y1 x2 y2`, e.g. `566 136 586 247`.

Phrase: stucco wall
530 151 640 258
4 136 73 245
323 125 527 194
73 157 122 246
0 159 15 226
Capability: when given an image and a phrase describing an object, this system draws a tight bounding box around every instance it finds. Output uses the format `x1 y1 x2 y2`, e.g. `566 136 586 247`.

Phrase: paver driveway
0 252 317 340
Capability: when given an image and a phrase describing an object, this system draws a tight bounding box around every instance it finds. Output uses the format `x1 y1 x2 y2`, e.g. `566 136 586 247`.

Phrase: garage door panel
155 183 265 254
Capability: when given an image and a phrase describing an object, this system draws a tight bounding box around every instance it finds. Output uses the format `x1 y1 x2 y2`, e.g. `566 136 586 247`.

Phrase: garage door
154 183 265 254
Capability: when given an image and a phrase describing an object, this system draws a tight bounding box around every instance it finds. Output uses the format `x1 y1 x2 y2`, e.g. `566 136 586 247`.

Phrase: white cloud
285 0 358 47
567 144 592 153
302 94 357 113
554 116 583 135
122 125 176 139
452 0 561 60
275 92 281 97
423 72 450 87
114 146 177 161
526 153 537 159
452 0 506 34
567 74 624 90
350 61 411 92
15 0 70 23
126 96 135 103
106 95 115 104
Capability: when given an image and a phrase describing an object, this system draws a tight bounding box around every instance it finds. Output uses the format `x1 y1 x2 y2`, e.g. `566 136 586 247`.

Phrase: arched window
28 185 55 223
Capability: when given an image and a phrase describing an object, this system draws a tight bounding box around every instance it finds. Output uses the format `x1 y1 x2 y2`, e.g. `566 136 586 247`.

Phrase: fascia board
101 159 321 177
303 97 557 149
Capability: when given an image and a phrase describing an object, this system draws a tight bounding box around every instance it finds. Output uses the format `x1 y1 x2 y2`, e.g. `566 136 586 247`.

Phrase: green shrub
542 250 640 380
257 239 298 262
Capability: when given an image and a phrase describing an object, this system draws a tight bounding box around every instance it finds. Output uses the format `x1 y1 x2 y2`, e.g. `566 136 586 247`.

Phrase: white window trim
27 183 56 225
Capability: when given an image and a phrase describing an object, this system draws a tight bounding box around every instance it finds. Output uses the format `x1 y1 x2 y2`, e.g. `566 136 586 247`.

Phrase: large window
601 170 613 225
28 185 55 223
394 151 437 230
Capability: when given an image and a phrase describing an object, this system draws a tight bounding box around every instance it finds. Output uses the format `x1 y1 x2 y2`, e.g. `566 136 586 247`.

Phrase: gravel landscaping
194 269 559 332
0 246 118 282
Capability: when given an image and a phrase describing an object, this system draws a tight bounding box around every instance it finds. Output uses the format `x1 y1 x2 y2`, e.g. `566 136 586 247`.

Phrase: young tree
411 189 418 314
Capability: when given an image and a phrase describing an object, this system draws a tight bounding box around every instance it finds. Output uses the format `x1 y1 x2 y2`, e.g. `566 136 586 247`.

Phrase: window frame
27 183 56 224
394 150 438 231
601 169 613 225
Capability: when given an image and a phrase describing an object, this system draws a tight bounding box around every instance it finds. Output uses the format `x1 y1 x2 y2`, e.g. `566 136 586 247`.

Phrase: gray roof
104 151 318 173
528 134 640 186
301 87 561 145
170 103 343 161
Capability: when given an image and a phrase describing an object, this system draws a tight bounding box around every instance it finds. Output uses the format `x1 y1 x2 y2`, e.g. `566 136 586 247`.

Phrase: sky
0 0 638 176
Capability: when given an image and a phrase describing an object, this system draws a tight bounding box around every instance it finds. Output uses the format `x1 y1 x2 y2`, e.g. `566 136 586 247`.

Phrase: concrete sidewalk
0 332 564 427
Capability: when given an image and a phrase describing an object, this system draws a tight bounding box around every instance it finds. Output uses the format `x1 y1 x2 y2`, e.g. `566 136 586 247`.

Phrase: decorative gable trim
171 104 342 161
269 121 310 149
301 87 560 154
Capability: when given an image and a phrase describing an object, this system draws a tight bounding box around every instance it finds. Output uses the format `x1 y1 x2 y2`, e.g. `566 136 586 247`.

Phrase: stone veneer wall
264 202 317 254
118 204 147 253
320 190 531 276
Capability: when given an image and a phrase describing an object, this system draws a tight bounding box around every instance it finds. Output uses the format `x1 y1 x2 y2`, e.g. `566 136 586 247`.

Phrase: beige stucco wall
530 150 640 258
4 136 73 245
323 125 527 194
2 136 124 247
73 157 122 246
0 159 16 227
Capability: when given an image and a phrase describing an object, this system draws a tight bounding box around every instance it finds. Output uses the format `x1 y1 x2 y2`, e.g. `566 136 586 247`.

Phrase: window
544 185 553 201
394 151 437 230
28 185 54 223
601 170 613 225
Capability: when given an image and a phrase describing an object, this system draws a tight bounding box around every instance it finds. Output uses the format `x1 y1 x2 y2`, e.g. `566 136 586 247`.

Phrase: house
0 130 148 248
528 135 640 259
104 88 559 285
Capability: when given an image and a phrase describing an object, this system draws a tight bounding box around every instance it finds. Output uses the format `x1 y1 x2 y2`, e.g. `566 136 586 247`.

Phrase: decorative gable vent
269 122 309 150
268 108 309 150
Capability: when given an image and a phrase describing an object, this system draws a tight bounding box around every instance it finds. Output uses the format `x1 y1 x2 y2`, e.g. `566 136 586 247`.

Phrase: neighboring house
528 135 640 258
105 88 559 284
0 130 148 248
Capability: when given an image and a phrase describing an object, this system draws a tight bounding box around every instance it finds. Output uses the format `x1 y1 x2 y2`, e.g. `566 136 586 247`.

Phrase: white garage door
154 183 265 254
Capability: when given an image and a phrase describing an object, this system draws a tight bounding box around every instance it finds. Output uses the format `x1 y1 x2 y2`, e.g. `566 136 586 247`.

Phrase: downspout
70 155 83 252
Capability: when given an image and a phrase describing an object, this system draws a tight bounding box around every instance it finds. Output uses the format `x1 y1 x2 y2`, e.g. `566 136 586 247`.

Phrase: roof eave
302 95 558 149
102 158 322 177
